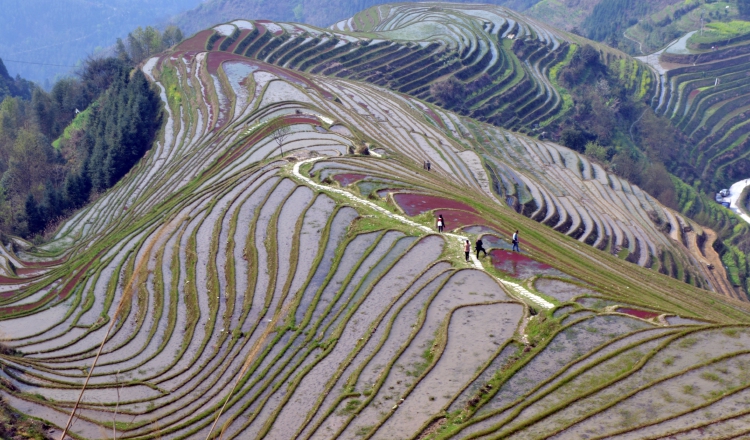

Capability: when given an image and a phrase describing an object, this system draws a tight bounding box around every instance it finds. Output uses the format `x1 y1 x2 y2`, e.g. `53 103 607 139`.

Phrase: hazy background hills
170 0 538 33
0 0 202 84
6 0 742 84
1 0 537 83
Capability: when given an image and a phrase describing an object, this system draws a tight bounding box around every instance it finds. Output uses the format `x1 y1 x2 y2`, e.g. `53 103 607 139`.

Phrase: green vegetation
0 57 162 239
689 20 750 45
4 5 750 440
116 25 184 65
0 58 33 103
0 397 50 439
581 0 654 47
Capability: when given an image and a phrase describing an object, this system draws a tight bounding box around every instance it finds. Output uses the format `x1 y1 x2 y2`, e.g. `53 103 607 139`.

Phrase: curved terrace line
291 156 554 310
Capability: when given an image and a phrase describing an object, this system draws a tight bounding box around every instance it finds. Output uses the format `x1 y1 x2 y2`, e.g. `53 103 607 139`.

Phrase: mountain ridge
2 3 750 439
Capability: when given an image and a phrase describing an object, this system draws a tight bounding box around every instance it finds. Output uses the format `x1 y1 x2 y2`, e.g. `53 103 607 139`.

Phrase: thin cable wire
0 58 77 68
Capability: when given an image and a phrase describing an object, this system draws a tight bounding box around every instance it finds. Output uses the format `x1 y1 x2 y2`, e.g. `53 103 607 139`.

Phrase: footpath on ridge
291 157 554 310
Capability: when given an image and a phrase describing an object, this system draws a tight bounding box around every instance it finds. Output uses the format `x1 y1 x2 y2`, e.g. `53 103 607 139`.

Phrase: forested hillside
0 58 162 239
0 59 33 102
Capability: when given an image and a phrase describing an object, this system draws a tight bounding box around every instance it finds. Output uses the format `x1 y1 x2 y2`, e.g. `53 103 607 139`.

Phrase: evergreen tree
87 68 161 191
740 0 750 18
24 194 43 235
162 25 184 48
42 181 63 220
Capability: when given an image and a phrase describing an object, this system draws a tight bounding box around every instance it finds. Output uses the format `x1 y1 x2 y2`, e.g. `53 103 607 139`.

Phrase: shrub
430 76 466 108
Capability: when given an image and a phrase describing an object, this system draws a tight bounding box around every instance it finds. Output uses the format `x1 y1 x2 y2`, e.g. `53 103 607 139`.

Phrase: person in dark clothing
436 214 445 233
464 239 471 261
475 238 487 258
512 230 520 252
426 160 431 171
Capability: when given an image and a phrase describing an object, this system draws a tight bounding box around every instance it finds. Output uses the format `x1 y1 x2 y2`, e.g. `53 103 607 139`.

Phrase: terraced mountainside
182 4 750 299
181 3 750 193
181 4 650 134
644 31 750 190
2 13 750 438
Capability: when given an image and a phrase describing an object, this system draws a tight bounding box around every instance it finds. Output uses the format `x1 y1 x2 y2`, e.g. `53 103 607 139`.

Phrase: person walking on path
512 230 520 252
426 160 431 171
475 238 487 258
437 214 445 233
464 239 471 261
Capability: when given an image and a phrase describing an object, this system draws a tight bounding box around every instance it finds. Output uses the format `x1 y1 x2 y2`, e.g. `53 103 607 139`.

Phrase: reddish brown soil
19 257 67 268
688 89 701 104
616 307 660 319
489 249 553 278
15 268 44 276
174 30 214 52
434 210 515 236
394 194 477 216
422 105 446 129
225 29 252 52
0 251 101 315
204 52 335 100
333 174 367 186
212 36 227 50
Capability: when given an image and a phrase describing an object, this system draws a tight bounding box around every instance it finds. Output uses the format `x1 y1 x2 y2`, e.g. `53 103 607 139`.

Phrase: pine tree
740 0 750 18
24 194 43 235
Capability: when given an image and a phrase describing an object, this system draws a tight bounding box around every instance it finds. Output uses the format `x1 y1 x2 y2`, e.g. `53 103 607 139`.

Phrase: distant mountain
0 0 203 84
525 0 680 38
171 0 542 34
524 0 749 55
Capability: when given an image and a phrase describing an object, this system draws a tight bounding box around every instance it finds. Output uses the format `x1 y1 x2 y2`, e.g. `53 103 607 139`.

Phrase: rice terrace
4 2 750 439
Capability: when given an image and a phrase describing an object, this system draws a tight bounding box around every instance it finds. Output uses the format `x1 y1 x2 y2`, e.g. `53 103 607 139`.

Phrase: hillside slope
179 4 650 136
644 30 750 190
181 3 750 298
0 15 749 438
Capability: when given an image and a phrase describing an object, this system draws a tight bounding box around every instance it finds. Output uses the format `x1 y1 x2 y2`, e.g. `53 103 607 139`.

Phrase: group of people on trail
465 239 487 261
436 213 520 261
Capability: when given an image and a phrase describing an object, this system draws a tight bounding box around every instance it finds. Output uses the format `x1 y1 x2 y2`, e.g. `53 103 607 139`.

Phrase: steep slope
0 58 33 102
188 3 750 298
171 8 726 289
0 18 748 438
642 28 750 190
181 4 650 136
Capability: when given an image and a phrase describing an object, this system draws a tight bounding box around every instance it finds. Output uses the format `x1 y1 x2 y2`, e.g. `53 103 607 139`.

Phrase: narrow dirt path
291 157 554 309
623 31 643 55
684 228 741 300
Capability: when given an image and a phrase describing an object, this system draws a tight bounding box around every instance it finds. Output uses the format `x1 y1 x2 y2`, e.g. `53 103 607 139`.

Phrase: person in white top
436 214 445 233
512 230 520 252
